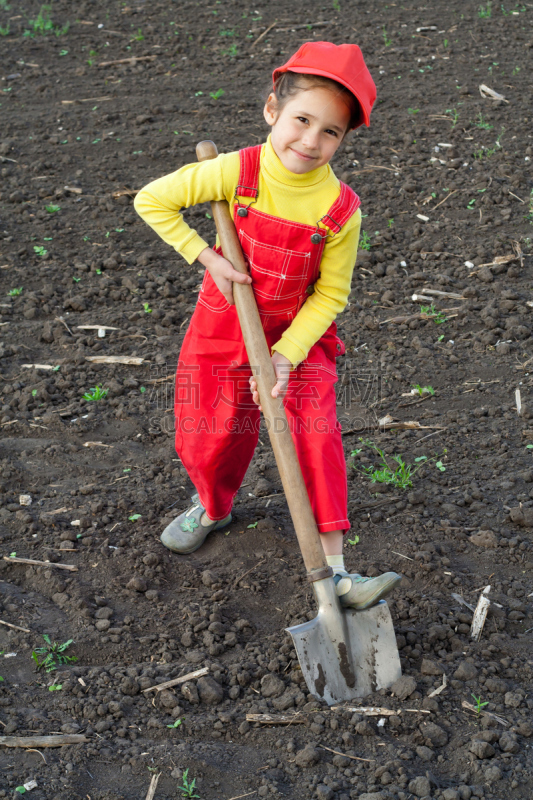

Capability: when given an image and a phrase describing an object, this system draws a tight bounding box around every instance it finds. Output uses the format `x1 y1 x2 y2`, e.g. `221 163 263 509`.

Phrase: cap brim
273 65 371 128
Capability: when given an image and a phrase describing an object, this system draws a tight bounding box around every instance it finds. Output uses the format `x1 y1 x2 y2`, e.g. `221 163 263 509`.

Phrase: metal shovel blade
286 577 401 705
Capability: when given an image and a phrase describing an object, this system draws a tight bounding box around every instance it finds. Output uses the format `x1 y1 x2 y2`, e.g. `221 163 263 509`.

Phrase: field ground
0 1 532 799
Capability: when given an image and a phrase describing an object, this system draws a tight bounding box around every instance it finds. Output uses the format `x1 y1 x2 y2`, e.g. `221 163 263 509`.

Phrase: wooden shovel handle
196 140 329 577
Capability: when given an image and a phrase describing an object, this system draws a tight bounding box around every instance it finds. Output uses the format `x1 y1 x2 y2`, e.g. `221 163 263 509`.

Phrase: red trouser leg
284 364 350 534
174 342 260 521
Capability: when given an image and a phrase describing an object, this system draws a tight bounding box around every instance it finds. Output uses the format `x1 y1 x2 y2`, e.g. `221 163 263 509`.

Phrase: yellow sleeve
271 208 361 368
133 152 240 265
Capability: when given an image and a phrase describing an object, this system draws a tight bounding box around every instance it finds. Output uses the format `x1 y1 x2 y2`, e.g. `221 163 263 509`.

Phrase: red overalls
174 145 360 533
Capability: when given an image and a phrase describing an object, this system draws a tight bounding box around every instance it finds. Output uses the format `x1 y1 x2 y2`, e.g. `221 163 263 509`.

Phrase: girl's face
264 84 351 174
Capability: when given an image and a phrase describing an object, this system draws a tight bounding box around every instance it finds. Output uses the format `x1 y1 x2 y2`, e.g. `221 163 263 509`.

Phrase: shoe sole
160 513 232 555
340 573 402 611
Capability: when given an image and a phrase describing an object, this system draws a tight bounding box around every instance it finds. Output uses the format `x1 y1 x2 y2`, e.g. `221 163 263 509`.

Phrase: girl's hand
249 352 292 410
197 246 252 305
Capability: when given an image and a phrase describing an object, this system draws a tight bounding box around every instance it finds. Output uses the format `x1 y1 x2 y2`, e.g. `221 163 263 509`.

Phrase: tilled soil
1 1 533 799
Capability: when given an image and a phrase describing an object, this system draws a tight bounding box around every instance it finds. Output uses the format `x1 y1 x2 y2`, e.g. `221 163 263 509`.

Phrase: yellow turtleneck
134 136 361 367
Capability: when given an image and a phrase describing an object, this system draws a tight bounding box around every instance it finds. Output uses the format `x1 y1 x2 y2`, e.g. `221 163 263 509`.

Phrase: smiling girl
134 42 401 610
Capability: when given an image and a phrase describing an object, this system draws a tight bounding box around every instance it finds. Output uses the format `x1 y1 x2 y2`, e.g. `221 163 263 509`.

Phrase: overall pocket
239 230 312 315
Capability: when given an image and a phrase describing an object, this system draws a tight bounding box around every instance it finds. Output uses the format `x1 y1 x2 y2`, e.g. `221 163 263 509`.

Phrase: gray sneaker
160 496 232 554
335 572 402 611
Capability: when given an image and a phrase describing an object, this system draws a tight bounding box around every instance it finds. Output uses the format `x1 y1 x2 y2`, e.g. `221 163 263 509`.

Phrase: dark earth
1 0 533 798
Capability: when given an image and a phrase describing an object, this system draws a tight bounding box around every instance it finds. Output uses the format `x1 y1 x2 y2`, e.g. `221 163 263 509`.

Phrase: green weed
382 26 392 46
333 0 341 9
445 107 460 128
34 245 47 257
179 768 200 799
8 287 23 296
420 304 447 324
48 683 62 691
82 385 108 401
471 692 489 714
222 43 238 57
45 204 61 213
0 0 10 10
408 107 420 115
387 218 394 228
359 231 372 251
475 112 493 130
143 302 152 313
128 513 142 522
351 439 447 490
219 28 236 36
412 384 435 396
24 5 69 37
0 24 10 35
32 635 77 673
347 534 360 546
478 2 492 16
247 521 258 528
167 718 182 728
209 88 224 100
132 28 144 41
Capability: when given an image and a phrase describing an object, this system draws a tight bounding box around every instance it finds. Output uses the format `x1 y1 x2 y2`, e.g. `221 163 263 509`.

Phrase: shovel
196 141 401 704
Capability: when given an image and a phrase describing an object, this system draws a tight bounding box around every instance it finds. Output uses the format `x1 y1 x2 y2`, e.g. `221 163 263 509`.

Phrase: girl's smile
264 85 351 175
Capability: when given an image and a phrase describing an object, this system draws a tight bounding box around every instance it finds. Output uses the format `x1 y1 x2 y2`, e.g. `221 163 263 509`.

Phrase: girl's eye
297 116 309 124
325 129 338 137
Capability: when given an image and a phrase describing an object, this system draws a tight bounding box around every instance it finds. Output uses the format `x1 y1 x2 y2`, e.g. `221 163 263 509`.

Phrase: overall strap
319 182 361 235
236 145 262 199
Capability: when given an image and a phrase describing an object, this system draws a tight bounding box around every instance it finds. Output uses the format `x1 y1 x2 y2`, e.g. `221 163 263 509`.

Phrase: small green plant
443 38 448 47
49 683 62 691
209 88 224 100
143 302 152 313
351 439 447 490
387 218 394 228
34 245 47 257
445 107 459 128
8 287 23 296
412 384 435 396
359 230 372 251
347 534 360 546
382 26 392 46
332 0 341 10
32 635 77 673
247 521 258 529
408 107 420 115
167 718 182 728
471 692 489 714
132 28 144 41
0 24 10 36
72 276 81 283
24 5 69 37
128 513 142 522
31 389 37 397
219 28 236 36
478 1 492 16
419 304 447 324
45 203 61 213
86 49 98 66
82 385 108 401
179 768 200 799
475 112 493 130
512 65 520 75
222 43 238 57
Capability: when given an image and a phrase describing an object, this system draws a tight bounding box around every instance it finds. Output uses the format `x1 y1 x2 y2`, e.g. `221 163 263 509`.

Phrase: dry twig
3 556 77 572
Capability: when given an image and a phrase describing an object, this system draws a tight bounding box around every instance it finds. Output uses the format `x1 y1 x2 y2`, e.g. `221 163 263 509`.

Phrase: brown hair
271 71 362 131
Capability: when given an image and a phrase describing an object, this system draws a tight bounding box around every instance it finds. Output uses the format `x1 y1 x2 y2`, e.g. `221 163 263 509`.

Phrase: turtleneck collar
261 134 331 187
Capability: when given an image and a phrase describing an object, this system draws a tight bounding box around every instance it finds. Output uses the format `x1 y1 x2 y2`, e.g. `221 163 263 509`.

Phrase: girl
134 41 401 610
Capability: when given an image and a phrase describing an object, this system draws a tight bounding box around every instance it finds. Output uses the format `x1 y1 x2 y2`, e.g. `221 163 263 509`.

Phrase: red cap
272 41 376 129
